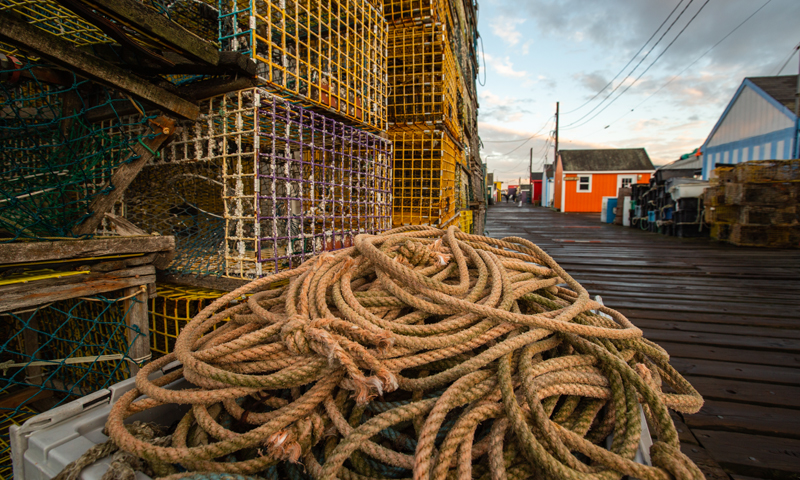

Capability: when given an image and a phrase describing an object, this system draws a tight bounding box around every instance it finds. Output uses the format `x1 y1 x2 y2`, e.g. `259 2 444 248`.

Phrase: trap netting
0 278 144 436
124 160 227 277
0 58 159 241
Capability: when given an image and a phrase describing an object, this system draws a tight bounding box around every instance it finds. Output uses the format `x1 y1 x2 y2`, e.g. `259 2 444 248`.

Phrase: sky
476 0 800 184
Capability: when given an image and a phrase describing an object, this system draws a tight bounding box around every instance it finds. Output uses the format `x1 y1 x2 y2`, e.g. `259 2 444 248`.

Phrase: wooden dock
485 202 800 480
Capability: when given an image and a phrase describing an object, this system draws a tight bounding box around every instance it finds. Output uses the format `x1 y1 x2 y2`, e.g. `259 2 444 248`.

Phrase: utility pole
529 147 532 184
554 101 559 165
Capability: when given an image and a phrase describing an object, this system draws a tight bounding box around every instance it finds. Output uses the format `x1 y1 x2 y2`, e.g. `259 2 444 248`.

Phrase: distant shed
530 171 542 203
554 148 654 213
700 75 798 179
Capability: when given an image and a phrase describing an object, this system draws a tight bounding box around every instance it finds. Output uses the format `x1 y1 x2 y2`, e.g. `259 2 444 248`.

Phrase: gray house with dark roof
553 148 654 212
700 75 798 179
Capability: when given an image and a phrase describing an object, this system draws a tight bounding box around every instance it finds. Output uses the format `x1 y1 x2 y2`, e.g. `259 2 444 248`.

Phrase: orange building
553 148 654 213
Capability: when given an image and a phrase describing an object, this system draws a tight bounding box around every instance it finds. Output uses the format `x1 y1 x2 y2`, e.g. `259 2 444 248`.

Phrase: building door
617 175 636 194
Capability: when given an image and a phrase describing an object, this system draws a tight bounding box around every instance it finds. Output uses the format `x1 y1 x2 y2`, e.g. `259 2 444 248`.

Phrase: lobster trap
0 284 144 419
0 60 159 241
218 0 387 131
120 89 392 279
0 403 36 480
387 24 460 139
390 127 459 228
734 159 800 184
383 0 450 27
0 1 114 60
149 284 229 357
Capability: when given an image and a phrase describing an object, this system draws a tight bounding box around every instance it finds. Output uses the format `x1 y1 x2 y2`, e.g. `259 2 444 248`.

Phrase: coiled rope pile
101 226 704 480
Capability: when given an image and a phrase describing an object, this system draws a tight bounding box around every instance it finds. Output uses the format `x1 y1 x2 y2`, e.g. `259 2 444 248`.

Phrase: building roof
530 172 543 181
559 148 654 172
544 164 554 177
748 75 798 112
659 154 702 171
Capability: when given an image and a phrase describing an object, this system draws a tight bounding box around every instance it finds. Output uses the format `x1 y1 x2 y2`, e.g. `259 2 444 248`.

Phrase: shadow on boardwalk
486 203 800 480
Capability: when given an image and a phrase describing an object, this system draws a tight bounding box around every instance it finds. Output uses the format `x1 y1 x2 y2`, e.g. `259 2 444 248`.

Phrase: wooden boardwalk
485 202 800 480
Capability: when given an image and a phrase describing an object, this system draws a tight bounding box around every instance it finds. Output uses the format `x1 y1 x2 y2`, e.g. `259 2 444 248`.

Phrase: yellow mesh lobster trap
218 0 388 131
0 0 113 59
0 403 36 480
459 209 472 233
383 0 450 27
148 284 230 357
390 127 460 228
387 24 460 141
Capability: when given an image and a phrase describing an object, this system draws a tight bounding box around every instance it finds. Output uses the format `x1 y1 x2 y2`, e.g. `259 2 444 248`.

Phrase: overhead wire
561 0 687 115
562 0 711 131
775 42 800 75
589 0 773 133
561 0 696 129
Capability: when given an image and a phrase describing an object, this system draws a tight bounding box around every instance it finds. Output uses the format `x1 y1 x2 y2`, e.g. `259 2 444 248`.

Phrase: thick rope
92 227 702 479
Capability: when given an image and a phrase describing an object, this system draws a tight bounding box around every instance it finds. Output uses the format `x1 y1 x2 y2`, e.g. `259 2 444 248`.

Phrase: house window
578 175 591 192
620 177 633 189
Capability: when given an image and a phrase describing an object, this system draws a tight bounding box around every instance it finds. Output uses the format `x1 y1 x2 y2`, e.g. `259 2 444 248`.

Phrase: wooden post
123 285 151 376
21 312 42 386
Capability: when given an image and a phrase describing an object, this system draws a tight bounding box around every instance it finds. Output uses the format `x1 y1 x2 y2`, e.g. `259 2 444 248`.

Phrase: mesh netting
125 161 227 276
0 60 158 241
0 284 141 420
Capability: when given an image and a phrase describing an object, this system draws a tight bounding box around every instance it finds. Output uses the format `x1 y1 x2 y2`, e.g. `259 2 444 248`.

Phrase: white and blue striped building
700 75 798 180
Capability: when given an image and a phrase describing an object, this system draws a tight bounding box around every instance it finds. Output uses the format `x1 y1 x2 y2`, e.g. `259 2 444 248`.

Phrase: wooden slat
642 330 800 353
692 430 800 477
618 308 800 330
636 320 800 340
686 400 800 439
0 236 175 265
0 13 199 120
669 357 800 385
684 375 800 409
658 342 800 367
0 266 155 312
0 387 53 409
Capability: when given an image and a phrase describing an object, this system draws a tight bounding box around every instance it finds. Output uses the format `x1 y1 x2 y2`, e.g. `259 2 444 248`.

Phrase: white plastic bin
10 361 188 480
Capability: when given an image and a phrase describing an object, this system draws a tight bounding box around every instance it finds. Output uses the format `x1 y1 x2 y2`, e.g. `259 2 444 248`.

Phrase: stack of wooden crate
705 160 800 247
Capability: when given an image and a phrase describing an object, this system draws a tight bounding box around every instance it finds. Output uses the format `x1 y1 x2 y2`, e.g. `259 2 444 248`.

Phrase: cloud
483 53 527 78
502 0 800 75
574 72 609 94
489 16 525 46
521 40 533 56
478 91 534 123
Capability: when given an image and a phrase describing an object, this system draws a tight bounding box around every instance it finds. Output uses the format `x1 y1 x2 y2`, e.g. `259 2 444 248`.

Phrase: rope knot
281 315 314 355
398 240 431 266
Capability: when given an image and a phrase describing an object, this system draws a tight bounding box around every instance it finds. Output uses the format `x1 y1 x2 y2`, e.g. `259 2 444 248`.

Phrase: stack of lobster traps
706 160 800 248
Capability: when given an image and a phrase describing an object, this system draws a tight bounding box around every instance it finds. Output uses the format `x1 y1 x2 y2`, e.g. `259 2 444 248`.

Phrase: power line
561 0 696 128
592 0 773 132
562 0 687 115
775 42 800 75
563 0 711 131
